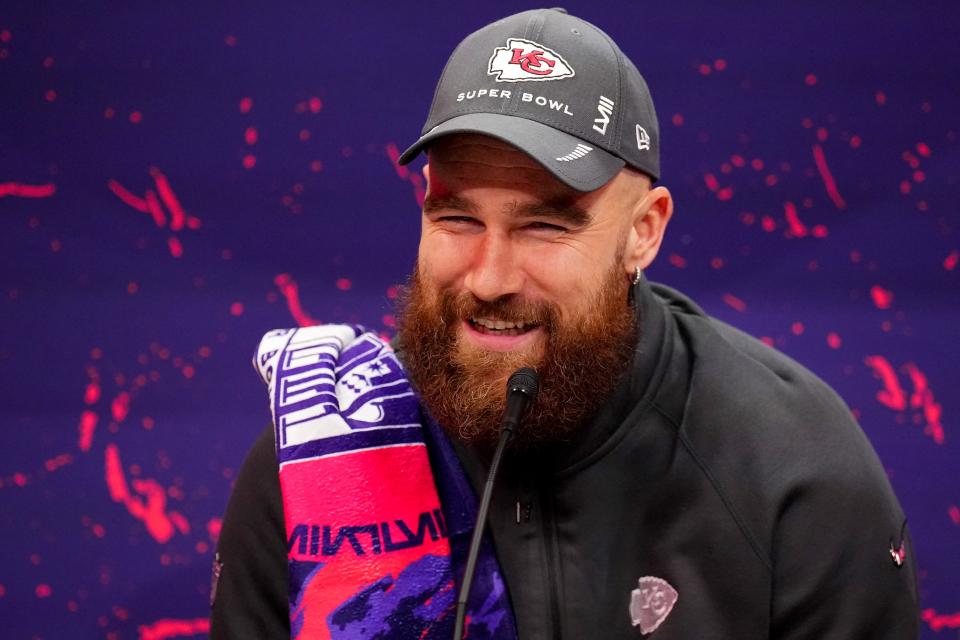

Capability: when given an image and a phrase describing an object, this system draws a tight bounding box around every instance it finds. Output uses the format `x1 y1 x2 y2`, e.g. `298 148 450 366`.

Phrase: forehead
427 134 577 200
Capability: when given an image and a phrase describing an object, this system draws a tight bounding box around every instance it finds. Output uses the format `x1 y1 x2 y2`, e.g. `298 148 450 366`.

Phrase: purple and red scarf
255 325 517 639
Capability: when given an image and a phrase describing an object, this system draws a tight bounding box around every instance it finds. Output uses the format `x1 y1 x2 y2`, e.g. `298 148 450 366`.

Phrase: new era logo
636 125 651 151
630 576 678 635
488 38 575 82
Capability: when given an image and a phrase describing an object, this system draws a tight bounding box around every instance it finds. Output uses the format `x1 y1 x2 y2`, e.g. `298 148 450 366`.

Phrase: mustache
443 292 558 328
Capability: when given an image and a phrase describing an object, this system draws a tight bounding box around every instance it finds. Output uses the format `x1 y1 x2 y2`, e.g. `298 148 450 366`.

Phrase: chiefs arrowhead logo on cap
488 38 575 82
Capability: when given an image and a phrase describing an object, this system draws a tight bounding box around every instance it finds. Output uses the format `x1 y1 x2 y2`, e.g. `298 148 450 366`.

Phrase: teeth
472 317 531 331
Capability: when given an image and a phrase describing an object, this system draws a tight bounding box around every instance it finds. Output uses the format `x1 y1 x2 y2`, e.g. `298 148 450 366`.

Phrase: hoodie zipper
540 487 563 640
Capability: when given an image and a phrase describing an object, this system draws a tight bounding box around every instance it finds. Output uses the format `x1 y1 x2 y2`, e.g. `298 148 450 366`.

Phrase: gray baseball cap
398 8 660 191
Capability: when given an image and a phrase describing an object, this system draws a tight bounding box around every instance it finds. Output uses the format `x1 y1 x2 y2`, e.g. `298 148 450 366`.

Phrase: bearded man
211 9 918 639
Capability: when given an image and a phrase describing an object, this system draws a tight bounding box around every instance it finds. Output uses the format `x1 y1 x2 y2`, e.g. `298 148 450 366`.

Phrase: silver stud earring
632 266 643 285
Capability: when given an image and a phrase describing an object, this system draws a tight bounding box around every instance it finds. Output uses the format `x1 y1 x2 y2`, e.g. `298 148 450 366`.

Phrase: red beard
395 262 638 449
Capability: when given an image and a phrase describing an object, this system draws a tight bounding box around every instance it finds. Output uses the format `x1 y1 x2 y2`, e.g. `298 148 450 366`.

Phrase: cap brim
397 113 625 192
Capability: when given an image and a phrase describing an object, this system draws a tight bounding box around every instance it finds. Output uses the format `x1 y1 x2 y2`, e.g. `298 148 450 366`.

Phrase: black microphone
453 367 539 640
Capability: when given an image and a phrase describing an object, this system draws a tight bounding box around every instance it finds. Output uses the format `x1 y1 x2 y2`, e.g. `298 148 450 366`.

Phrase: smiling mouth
468 316 540 337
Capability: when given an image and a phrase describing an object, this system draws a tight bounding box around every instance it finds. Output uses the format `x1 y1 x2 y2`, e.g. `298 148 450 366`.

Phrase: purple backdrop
1 3 958 638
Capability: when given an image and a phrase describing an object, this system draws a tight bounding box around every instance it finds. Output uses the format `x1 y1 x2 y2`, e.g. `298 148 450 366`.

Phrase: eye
439 215 479 224
433 215 484 231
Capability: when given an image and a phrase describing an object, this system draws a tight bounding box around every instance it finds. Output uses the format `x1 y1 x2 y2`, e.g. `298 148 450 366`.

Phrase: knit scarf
255 325 517 639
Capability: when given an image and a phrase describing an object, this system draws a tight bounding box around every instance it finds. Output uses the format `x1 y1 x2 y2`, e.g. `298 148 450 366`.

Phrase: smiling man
399 135 662 448
212 9 919 639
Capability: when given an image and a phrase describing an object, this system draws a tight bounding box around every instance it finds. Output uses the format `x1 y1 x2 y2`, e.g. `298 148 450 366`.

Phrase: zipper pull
515 499 532 524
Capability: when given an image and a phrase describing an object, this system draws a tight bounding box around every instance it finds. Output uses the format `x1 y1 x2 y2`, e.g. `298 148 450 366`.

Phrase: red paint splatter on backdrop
701 172 733 201
207 518 222 541
108 180 150 213
386 143 426 206
783 202 808 238
137 618 210 640
108 169 200 256
864 356 907 410
105 444 189 543
274 273 321 327
865 357 944 444
44 453 73 472
922 609 960 631
904 363 945 444
0 182 56 198
668 254 687 268
145 190 166 224
722 294 747 313
811 144 846 209
870 285 894 309
111 391 131 423
78 410 98 451
902 150 920 169
84 381 101 405
149 168 187 230
944 250 958 271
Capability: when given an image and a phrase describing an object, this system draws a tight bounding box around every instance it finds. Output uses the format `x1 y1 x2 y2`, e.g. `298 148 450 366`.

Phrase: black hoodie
211 279 918 639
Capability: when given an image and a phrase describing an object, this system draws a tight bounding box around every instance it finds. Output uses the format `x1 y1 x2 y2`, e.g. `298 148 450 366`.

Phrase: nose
463 232 525 302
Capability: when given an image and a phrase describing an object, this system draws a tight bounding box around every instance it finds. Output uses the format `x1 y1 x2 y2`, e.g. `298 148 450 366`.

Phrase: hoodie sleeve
767 421 920 639
210 424 290 639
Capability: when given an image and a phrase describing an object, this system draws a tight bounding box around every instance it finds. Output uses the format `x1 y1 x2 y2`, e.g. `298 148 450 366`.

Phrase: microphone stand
452 368 538 640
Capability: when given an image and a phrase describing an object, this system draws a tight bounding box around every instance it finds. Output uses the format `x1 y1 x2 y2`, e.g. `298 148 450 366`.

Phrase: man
212 8 919 638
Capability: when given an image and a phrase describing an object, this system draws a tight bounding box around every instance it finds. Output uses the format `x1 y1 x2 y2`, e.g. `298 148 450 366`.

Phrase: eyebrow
514 198 590 227
422 195 478 215
422 194 590 227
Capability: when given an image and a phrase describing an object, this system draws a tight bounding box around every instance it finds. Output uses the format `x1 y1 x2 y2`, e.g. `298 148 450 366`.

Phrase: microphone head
507 367 539 402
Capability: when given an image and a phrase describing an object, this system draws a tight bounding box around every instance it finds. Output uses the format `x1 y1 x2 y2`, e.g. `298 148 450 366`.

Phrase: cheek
519 245 606 304
418 232 471 287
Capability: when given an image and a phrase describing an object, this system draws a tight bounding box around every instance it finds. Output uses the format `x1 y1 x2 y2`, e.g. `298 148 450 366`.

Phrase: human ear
622 185 673 275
